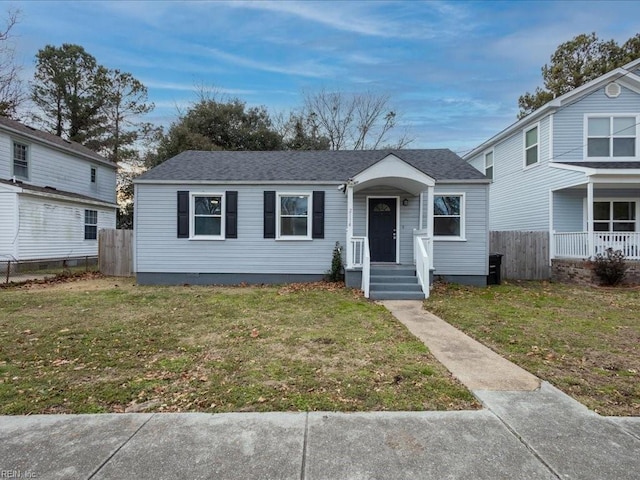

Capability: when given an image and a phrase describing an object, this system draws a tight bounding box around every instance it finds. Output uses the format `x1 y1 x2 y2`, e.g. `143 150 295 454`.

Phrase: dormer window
12 141 29 179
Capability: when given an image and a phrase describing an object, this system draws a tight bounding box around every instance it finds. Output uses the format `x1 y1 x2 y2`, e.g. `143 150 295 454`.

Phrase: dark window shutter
225 191 238 239
264 191 276 239
177 191 189 238
312 191 325 239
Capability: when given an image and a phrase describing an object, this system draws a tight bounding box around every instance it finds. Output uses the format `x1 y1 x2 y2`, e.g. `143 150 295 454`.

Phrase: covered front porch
551 168 640 261
340 154 435 299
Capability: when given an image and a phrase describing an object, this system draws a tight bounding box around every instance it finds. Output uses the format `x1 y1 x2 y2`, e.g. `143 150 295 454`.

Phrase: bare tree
0 9 25 118
303 89 413 150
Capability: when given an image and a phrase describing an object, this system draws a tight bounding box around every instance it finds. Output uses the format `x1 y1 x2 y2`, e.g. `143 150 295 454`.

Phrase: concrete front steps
368 264 425 300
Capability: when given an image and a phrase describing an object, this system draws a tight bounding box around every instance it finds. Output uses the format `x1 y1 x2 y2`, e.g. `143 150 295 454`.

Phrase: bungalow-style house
464 58 640 283
0 117 117 266
134 150 490 299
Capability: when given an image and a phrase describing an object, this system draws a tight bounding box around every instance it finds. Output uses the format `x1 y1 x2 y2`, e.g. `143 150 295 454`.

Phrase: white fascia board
20 190 118 209
351 153 436 187
550 162 640 178
0 181 22 193
549 163 596 175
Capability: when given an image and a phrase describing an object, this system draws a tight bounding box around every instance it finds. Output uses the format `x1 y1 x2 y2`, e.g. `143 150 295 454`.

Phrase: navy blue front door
368 198 397 262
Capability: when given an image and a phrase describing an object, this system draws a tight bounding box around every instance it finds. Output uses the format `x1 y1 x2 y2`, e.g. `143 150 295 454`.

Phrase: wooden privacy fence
99 229 133 277
490 231 550 280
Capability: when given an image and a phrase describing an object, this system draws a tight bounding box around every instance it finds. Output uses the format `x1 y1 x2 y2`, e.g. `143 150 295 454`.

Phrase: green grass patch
0 277 478 414
425 281 640 416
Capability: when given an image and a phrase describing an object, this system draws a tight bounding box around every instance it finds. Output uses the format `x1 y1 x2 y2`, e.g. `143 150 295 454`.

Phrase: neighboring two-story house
0 117 117 265
464 58 640 282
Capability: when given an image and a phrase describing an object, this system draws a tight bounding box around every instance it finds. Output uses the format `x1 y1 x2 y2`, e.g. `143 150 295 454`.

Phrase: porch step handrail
413 229 433 269
362 237 371 298
415 235 430 299
554 231 640 260
348 236 366 268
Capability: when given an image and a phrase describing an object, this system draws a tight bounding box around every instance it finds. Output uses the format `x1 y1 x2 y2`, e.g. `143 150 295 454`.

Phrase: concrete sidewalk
1 385 639 480
1 303 638 479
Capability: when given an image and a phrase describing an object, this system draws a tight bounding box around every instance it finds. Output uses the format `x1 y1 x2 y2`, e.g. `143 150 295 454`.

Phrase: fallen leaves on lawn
277 281 345 295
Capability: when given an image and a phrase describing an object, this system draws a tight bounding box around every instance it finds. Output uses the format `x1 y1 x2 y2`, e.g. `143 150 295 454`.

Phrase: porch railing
413 229 433 269
553 232 640 260
348 236 366 268
414 235 430 298
362 237 371 298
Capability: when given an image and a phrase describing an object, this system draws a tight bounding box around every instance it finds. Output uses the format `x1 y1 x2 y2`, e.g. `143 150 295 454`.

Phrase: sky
7 0 640 155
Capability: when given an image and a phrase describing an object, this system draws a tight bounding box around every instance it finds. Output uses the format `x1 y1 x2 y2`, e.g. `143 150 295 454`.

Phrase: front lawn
0 276 478 414
425 281 640 416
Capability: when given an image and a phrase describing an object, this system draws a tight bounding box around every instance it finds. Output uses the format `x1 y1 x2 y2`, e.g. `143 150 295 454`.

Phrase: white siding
136 184 347 275
0 191 17 260
16 194 116 260
431 184 488 276
0 130 116 204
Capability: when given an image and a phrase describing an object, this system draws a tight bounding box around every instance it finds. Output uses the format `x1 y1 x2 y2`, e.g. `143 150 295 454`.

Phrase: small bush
327 242 344 282
592 248 627 286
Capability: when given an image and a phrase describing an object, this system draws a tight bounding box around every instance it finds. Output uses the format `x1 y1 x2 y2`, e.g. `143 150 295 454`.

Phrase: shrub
592 248 627 286
327 242 344 282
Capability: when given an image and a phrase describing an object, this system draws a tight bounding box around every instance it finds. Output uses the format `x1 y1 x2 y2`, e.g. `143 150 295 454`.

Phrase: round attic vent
605 82 621 98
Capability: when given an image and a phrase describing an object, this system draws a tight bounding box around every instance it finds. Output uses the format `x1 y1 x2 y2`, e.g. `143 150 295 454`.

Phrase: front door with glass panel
368 198 397 262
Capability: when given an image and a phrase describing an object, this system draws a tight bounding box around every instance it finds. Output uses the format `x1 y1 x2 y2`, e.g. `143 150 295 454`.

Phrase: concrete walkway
1 303 638 479
382 300 540 391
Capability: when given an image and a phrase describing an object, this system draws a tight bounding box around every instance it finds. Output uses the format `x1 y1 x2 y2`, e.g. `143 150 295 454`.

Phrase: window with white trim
191 194 224 238
484 150 494 180
84 210 98 240
434 195 464 238
13 141 29 179
524 126 538 166
587 116 637 158
278 193 310 238
594 201 637 232
91 166 97 184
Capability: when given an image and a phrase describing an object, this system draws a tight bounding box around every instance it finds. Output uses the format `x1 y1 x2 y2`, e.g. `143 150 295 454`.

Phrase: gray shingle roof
137 149 487 183
559 162 640 169
0 116 115 168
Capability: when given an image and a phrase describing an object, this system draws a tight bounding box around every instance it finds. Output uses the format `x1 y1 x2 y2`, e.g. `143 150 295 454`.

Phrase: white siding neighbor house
134 149 490 299
464 58 640 282
0 117 117 265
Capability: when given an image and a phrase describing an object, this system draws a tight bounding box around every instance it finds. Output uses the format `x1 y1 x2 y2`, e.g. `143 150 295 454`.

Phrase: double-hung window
84 210 98 240
191 194 224 239
587 116 637 158
524 126 539 166
434 194 465 239
594 201 637 232
484 150 494 180
13 141 29 179
278 194 310 239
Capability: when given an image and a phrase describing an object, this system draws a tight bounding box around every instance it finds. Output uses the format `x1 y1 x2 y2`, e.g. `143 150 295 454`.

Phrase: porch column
587 180 594 258
346 184 354 268
426 185 434 269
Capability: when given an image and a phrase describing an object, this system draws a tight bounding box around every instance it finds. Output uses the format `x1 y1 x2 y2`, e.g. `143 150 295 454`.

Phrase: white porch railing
362 237 371 298
413 229 433 270
348 236 366 268
554 232 640 260
414 235 431 298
